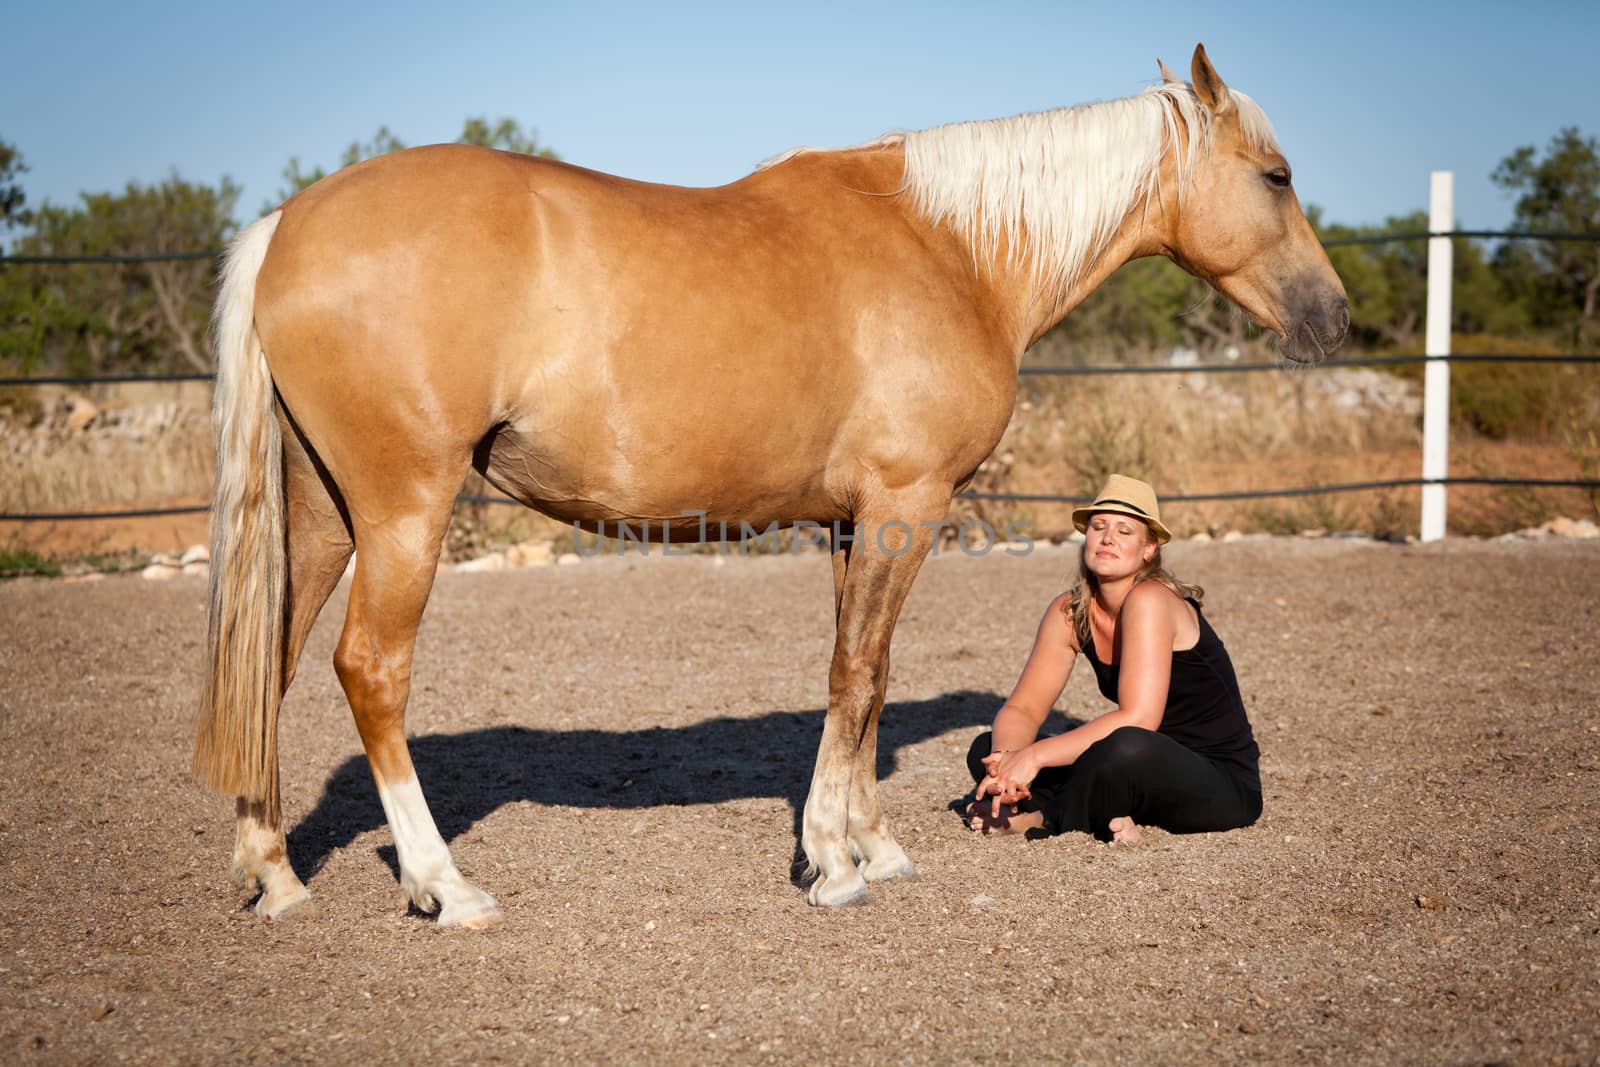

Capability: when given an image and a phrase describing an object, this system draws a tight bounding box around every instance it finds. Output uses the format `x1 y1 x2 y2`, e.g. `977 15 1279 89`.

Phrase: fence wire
7 352 1600 390
6 475 1599 524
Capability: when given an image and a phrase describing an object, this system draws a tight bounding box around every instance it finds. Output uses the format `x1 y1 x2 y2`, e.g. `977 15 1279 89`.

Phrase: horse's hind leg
332 468 499 928
234 406 354 919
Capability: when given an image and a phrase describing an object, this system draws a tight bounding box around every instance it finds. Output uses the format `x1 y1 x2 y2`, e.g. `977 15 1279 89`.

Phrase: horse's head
1160 45 1348 364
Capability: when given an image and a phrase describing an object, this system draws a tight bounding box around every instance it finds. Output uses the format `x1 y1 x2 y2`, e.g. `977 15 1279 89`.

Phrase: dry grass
0 381 215 512
5 364 1596 564
965 366 1598 540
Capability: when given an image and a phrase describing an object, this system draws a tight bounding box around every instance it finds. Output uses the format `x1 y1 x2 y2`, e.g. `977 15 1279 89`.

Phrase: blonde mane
765 82 1279 303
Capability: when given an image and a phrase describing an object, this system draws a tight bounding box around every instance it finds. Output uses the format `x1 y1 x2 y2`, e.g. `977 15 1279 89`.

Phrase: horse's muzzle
1282 291 1349 365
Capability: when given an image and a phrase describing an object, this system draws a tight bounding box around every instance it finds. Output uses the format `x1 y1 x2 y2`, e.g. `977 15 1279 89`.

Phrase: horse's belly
480 422 843 530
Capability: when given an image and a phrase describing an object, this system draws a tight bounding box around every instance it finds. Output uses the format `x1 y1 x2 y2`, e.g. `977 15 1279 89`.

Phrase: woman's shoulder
1126 580 1202 648
1124 579 1184 612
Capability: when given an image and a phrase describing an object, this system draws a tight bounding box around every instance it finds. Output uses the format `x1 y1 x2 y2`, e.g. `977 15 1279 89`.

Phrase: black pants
966 727 1262 841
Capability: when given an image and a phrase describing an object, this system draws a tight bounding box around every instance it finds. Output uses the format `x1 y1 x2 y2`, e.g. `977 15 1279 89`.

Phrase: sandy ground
0 537 1596 1064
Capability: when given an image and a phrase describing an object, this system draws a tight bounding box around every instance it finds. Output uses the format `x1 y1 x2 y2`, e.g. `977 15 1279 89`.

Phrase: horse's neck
932 198 1163 357
754 142 1167 359
899 164 1173 356
1019 212 1162 348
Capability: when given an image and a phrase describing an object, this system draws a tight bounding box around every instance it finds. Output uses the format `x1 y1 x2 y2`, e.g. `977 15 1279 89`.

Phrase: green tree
1 138 28 233
5 174 239 374
1316 208 1512 351
1491 127 1600 346
457 116 559 158
0 139 36 371
275 125 408 203
273 117 558 206
1033 257 1211 363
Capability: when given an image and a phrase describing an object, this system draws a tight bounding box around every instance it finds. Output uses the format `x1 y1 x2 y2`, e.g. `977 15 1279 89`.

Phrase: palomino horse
195 44 1346 925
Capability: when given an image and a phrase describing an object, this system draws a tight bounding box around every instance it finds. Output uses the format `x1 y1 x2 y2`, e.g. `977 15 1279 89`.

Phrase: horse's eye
1265 169 1292 189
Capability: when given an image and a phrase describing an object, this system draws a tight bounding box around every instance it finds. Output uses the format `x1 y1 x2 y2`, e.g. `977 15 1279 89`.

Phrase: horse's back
255 144 836 400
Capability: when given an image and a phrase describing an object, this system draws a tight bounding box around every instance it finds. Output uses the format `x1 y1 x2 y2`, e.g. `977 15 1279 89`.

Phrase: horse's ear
1157 57 1182 85
1190 43 1233 114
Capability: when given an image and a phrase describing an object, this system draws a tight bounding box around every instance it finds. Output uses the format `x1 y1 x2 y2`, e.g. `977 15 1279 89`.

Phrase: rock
454 552 506 573
1546 517 1599 539
1414 893 1443 911
180 544 209 566
65 395 98 433
141 562 180 581
61 573 106 584
1221 530 1245 543
182 561 210 579
1189 531 1213 542
505 541 554 568
557 552 582 566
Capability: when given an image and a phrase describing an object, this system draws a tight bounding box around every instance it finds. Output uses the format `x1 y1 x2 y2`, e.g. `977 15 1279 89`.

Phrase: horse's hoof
807 872 870 907
859 854 919 884
254 885 315 923
435 886 501 929
452 907 504 931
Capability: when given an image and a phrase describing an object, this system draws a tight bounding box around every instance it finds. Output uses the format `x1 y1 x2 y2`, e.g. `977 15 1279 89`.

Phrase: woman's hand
973 746 1039 818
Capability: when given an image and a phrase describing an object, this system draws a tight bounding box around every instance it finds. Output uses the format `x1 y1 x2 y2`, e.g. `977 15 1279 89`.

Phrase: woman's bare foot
1108 816 1143 844
965 799 1045 836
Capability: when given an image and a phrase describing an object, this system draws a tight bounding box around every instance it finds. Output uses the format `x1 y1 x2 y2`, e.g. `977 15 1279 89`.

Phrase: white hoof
859 852 919 884
807 870 870 907
234 856 312 922
402 868 501 929
254 883 314 922
438 887 502 929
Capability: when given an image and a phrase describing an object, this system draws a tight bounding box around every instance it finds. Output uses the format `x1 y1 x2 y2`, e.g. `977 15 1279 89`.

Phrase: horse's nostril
1322 295 1350 345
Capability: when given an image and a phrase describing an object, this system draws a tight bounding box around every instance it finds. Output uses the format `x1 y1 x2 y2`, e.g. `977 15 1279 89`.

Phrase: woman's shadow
286 689 1001 884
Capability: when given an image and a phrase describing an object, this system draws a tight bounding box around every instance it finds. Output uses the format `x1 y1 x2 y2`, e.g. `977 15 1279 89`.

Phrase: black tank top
1082 598 1261 795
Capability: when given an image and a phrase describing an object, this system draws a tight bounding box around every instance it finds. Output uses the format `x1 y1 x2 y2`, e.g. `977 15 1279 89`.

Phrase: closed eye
1265 168 1292 189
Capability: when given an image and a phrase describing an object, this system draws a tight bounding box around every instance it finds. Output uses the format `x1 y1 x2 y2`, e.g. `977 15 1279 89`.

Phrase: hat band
1091 498 1150 518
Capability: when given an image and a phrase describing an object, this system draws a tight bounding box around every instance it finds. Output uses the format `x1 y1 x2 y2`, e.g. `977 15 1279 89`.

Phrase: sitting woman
967 474 1262 843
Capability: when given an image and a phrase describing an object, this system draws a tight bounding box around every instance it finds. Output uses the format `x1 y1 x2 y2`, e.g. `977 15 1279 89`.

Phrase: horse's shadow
286 689 1001 882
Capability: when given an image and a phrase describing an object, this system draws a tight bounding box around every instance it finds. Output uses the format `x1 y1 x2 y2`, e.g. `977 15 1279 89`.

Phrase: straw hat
1071 474 1172 545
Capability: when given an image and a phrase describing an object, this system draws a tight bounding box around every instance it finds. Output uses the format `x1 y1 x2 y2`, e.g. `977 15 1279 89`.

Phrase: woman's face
1083 511 1157 580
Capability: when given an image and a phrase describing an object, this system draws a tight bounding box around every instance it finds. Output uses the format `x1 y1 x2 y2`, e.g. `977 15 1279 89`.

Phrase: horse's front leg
827 521 919 886
803 494 941 905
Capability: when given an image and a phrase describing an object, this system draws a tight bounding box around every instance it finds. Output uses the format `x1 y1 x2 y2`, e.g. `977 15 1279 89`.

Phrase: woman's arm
981 583 1177 798
989 592 1079 754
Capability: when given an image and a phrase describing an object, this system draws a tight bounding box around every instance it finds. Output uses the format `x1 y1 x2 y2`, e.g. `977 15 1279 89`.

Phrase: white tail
193 211 287 822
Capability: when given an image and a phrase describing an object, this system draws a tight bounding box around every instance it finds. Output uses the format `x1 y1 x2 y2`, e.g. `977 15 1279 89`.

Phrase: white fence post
1420 171 1454 542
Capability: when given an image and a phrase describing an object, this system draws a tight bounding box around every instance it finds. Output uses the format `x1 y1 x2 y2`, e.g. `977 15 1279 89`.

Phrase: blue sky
4 1 1597 238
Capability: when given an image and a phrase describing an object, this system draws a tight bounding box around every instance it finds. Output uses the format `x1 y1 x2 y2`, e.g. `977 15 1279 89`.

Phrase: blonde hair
1062 525 1203 651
